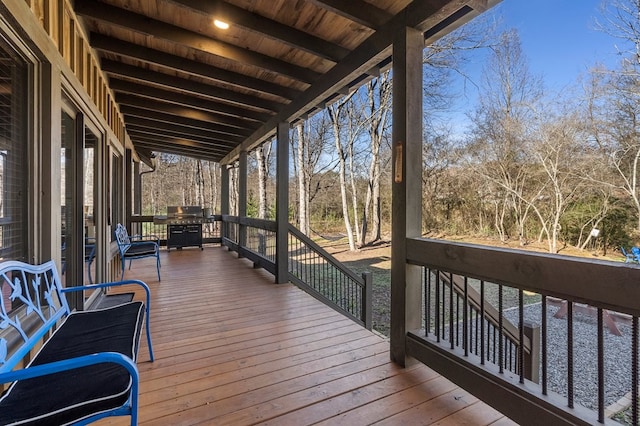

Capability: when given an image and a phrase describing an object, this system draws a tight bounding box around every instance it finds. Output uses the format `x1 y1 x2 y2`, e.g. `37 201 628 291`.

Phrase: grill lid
167 206 202 218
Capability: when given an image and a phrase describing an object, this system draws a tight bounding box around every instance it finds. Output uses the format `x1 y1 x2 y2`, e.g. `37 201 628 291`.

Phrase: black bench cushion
124 242 157 257
0 301 145 425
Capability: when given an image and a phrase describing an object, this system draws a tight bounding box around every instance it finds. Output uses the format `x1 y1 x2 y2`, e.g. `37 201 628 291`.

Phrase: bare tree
596 0 640 69
468 29 543 245
295 123 310 234
531 114 588 253
207 161 219 214
328 91 360 251
255 142 272 219
229 163 238 216
360 71 391 246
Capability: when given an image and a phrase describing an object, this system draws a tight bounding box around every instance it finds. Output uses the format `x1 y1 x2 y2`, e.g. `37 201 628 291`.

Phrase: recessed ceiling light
214 19 229 30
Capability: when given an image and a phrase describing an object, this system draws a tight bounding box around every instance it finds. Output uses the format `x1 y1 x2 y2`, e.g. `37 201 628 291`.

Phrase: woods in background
142 0 640 254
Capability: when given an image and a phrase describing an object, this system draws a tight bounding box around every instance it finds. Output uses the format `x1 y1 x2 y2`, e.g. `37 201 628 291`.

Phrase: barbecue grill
166 206 204 251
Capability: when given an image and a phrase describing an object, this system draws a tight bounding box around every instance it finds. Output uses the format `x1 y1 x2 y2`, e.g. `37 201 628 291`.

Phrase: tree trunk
296 123 310 235
348 134 361 246
359 74 389 246
328 106 356 251
255 144 270 219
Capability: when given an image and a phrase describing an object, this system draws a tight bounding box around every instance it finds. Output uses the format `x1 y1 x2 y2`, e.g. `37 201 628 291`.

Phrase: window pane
0 36 29 313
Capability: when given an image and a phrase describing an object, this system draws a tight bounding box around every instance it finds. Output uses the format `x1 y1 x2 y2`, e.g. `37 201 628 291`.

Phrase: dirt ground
318 234 625 336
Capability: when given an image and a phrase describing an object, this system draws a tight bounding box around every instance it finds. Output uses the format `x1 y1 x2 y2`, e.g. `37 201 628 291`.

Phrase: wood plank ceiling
74 0 498 164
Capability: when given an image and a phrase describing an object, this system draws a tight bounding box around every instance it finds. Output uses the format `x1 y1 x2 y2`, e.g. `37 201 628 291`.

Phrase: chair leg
156 255 161 281
87 261 93 284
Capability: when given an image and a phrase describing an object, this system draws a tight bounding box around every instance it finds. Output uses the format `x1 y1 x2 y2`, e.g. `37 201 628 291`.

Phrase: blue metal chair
621 246 635 263
631 247 640 264
84 238 96 283
115 223 161 281
61 237 97 283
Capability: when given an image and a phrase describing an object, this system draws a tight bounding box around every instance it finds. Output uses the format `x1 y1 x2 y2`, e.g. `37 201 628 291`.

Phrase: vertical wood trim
8 0 129 147
390 25 423 366
220 165 229 215
238 151 247 217
238 151 248 252
40 63 60 264
128 149 136 220
276 123 289 284
67 15 74 72
68 111 85 310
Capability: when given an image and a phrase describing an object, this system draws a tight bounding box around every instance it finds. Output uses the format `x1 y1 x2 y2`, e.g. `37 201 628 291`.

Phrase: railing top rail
408 237 640 317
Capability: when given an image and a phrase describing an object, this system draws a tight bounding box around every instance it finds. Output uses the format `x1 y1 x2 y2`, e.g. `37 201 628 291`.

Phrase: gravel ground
503 303 636 414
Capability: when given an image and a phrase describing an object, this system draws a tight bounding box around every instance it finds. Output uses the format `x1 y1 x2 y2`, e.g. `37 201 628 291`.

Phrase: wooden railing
405 238 640 426
220 216 372 329
429 271 539 382
221 215 276 274
287 224 372 329
129 215 222 246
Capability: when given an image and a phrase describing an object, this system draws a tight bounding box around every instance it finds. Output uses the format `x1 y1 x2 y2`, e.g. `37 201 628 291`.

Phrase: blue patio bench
0 260 154 425
115 223 161 281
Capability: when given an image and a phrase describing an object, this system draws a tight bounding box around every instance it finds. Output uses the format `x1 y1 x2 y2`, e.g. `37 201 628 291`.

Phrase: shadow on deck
98 246 515 425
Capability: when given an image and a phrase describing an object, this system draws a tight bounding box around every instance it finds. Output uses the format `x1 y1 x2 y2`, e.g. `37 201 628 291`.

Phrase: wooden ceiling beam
100 59 283 113
172 0 349 62
131 138 227 162
124 117 241 146
222 0 483 164
120 105 251 138
129 132 230 153
75 0 321 83
109 78 271 123
115 94 258 132
126 125 237 149
90 34 301 101
306 0 392 29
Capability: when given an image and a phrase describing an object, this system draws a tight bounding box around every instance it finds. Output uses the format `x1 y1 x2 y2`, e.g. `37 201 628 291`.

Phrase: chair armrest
130 234 160 244
61 279 151 312
0 352 138 385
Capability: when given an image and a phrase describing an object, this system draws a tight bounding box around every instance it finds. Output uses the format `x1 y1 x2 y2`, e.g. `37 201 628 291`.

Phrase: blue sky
446 0 624 131
496 0 621 90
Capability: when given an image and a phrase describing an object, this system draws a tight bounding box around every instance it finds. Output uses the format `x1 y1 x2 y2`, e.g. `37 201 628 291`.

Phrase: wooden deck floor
98 246 515 425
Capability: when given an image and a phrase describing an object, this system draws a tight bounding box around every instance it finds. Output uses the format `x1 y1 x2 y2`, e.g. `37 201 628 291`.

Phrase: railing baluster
633 316 638 426
519 289 524 383
456 292 460 348
435 270 441 343
480 280 485 365
449 272 454 349
542 295 548 395
464 277 468 356
442 274 446 340
498 284 504 374
425 268 430 335
567 301 574 409
597 308 604 423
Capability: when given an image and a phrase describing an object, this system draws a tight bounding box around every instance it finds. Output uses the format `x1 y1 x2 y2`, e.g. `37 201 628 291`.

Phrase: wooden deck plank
97 246 513 426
